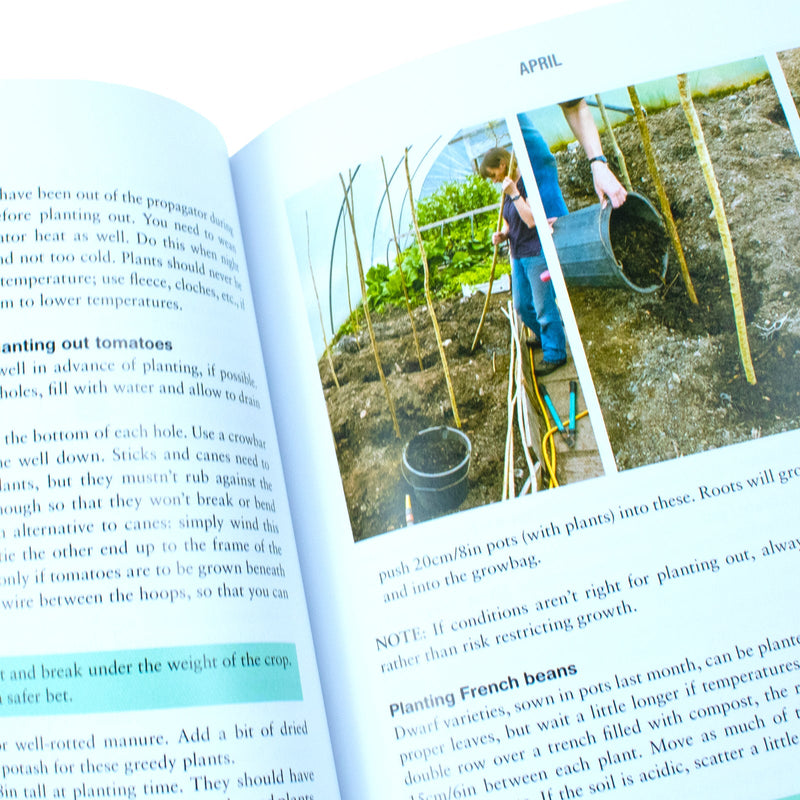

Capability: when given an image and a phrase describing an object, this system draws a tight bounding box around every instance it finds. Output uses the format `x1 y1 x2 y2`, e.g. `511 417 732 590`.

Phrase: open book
2 0 800 797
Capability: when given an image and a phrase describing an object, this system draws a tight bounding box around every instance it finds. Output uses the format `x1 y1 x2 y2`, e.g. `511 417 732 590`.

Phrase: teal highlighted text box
0 643 301 717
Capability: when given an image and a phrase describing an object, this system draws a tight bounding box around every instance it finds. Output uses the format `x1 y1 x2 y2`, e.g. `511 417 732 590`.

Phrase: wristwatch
589 155 608 165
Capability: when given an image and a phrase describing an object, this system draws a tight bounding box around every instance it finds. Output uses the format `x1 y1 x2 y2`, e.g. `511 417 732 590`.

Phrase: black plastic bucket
551 192 668 293
402 426 471 514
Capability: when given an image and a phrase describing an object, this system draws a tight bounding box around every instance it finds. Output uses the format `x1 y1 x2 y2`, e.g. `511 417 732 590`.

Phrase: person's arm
492 220 510 245
501 175 536 228
560 98 627 208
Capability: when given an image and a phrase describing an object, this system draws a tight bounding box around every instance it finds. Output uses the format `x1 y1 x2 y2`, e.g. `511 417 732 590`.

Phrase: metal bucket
551 192 668 293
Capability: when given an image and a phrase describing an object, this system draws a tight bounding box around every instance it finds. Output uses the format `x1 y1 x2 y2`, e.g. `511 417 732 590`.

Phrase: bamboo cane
471 150 516 353
344 176 360 332
512 331 536 491
595 94 632 192
339 173 401 437
342 221 358 332
404 148 462 428
677 74 756 385
503 304 537 496
381 155 424 371
503 302 516 500
306 212 339 389
628 85 698 304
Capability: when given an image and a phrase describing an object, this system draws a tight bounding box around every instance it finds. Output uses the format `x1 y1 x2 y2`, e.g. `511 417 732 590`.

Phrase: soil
779 48 800 104
405 429 469 473
319 60 800 540
609 201 670 287
320 290 532 541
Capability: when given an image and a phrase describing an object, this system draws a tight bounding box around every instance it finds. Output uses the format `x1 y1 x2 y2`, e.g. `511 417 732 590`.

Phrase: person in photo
481 147 567 374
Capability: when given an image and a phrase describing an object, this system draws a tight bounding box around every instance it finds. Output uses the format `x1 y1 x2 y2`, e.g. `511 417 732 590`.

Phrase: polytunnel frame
326 139 443 336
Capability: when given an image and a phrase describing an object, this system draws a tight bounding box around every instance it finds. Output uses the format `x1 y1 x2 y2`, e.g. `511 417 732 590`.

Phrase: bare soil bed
320 289 530 541
557 67 800 470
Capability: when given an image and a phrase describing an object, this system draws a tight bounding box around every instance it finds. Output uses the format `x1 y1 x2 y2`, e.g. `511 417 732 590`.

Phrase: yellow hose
541 411 589 489
527 348 557 488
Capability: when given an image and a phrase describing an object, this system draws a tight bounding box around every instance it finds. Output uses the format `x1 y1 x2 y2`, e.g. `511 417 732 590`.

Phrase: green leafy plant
365 262 391 311
335 174 508 339
366 175 504 313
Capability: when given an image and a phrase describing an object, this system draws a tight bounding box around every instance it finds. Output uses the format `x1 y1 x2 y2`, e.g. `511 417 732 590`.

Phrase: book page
0 82 339 799
232 0 800 798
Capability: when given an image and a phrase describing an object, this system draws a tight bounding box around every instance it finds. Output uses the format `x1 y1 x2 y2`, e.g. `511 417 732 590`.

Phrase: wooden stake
503 303 537 497
677 74 756 384
628 85 699 304
595 94 632 192
339 173 401 437
404 149 462 428
306 212 339 389
503 303 516 500
471 150 516 353
342 221 358 332
381 155 424 371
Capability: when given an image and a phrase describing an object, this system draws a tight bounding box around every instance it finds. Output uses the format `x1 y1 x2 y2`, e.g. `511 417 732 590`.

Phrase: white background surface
3 0 613 152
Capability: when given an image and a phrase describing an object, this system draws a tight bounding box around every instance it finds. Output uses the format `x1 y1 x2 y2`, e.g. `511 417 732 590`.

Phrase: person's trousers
511 254 566 363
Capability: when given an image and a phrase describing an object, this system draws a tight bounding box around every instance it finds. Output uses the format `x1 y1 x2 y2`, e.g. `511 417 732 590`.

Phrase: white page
233 0 800 797
0 81 339 799
4 0 621 152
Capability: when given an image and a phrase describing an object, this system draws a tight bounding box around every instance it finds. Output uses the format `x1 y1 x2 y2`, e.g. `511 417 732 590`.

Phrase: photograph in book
523 54 800 472
284 118 609 542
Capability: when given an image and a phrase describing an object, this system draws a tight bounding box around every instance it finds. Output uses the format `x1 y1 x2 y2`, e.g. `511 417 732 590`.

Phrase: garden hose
526 346 588 489
541 411 590 489
527 347 559 488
